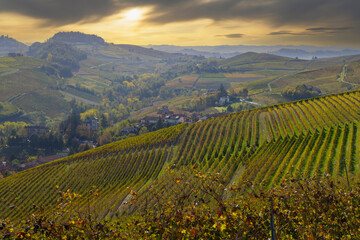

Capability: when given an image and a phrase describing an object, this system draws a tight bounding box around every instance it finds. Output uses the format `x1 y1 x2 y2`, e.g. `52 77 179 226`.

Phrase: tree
100 114 108 129
217 84 227 98
139 126 149 135
227 105 234 112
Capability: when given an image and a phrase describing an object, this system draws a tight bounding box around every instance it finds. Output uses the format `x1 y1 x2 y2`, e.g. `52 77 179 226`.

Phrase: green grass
11 89 71 118
63 87 102 103
196 76 230 89
0 102 19 116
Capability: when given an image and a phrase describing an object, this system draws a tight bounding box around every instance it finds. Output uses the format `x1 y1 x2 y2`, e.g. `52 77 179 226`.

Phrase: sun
123 9 143 21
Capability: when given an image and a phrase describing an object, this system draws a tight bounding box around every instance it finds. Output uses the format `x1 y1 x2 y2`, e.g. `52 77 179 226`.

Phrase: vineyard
1 90 360 221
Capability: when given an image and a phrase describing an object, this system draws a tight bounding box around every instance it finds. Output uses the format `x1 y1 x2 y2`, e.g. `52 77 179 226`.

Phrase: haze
0 0 359 46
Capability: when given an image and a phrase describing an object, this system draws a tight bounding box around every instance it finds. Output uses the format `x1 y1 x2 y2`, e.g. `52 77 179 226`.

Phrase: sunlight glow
123 9 143 21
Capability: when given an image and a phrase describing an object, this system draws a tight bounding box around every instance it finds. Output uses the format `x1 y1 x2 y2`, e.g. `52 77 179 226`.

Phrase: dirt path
0 69 19 77
192 76 201 88
267 73 297 92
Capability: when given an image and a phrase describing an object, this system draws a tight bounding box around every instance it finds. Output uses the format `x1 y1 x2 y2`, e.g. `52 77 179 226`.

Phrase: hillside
1 89 360 221
0 35 28 56
0 56 71 120
220 52 360 72
48 32 195 74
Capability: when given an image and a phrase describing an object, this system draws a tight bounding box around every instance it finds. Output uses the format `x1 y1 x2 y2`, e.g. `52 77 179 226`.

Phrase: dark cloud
217 34 244 38
0 0 359 34
268 31 295 35
0 0 122 25
306 27 352 32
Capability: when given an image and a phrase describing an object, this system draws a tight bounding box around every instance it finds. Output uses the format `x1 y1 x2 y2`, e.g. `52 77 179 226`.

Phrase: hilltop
222 52 293 66
51 31 106 46
0 35 28 56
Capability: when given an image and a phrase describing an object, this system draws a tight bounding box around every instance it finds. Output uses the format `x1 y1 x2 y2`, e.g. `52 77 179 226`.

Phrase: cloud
0 0 121 26
217 34 244 38
306 27 352 32
0 0 359 35
268 31 295 35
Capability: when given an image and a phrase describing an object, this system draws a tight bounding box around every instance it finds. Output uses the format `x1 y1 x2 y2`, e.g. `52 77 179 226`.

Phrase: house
84 117 99 131
25 126 50 136
191 113 201 122
122 126 137 135
164 115 180 125
218 96 230 106
8 53 23 57
19 155 61 170
0 162 6 171
157 106 173 115
178 116 192 124
140 116 159 126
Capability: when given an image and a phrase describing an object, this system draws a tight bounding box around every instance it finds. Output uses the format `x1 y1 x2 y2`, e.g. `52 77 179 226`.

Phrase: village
122 105 229 136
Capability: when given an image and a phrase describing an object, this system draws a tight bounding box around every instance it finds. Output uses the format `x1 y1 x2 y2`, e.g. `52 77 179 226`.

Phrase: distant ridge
224 52 291 64
148 44 360 59
50 31 106 46
222 52 293 66
0 35 28 56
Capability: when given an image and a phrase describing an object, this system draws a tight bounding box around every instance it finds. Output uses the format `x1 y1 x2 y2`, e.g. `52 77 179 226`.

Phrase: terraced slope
1 90 360 221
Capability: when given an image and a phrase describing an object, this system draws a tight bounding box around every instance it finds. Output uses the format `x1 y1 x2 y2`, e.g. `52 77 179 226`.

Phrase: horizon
2 32 360 52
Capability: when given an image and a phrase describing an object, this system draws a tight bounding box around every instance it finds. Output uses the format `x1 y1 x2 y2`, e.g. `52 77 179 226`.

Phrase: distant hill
219 52 309 71
272 48 360 60
48 31 197 74
149 44 360 59
51 31 106 46
222 52 292 66
28 41 87 73
0 35 28 56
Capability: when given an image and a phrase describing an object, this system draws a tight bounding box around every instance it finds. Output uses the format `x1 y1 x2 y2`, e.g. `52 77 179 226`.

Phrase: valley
1 31 360 238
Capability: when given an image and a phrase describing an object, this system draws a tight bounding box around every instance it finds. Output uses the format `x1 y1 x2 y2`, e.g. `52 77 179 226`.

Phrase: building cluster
84 117 99 131
8 53 23 57
139 106 200 128
25 126 50 137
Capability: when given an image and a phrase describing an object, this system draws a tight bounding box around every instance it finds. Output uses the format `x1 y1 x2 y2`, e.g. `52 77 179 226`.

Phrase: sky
0 0 359 46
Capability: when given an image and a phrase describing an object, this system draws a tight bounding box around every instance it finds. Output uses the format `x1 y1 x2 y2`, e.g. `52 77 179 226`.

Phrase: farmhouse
219 96 230 106
25 126 50 136
84 117 99 131
8 53 23 57
157 106 174 115
139 116 159 126
122 126 138 135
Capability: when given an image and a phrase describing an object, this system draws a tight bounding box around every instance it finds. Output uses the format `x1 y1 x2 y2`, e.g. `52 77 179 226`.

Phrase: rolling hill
0 56 71 120
48 32 196 74
0 35 28 56
1 89 360 221
220 52 360 72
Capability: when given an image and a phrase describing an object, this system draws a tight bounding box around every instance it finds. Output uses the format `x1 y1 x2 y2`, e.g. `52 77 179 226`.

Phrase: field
165 75 199 89
11 89 71 118
2 89 360 221
195 73 230 89
345 60 360 84
63 87 102 104
224 72 265 83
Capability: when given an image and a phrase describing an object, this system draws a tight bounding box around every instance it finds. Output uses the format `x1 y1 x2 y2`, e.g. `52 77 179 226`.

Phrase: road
339 64 359 86
267 73 294 92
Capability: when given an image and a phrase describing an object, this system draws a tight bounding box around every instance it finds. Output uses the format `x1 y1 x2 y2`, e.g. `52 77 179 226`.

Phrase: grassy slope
0 56 72 118
2 89 360 220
